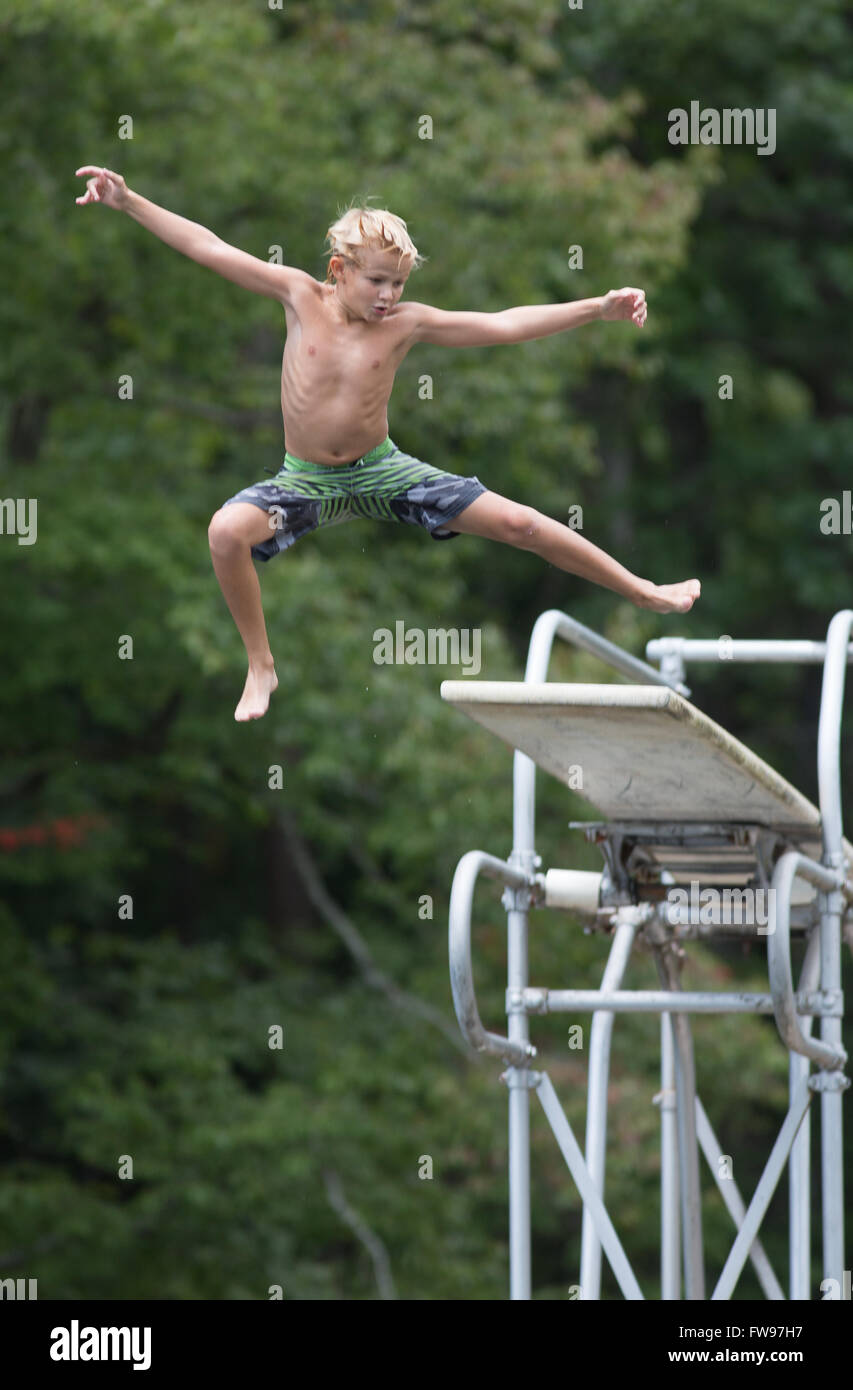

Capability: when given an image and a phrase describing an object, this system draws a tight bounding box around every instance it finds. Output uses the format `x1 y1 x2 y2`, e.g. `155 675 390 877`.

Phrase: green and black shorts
221 435 487 561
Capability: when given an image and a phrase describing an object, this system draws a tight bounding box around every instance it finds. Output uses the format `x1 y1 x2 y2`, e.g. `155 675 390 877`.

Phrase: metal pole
816 610 853 1292
646 637 853 665
508 683 538 1298
580 917 637 1298
505 605 680 1299
522 988 798 1015
655 946 705 1299
659 1016 680 1299
789 929 820 1300
505 869 533 1302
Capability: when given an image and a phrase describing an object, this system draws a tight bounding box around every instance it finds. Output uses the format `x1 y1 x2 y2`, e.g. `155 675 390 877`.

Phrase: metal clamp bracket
809 1071 851 1093
500 1067 544 1090
502 882 539 913
800 989 844 1017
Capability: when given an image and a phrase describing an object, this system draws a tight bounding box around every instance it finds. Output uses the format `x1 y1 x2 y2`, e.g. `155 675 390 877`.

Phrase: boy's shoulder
281 271 338 323
286 268 326 299
392 300 432 337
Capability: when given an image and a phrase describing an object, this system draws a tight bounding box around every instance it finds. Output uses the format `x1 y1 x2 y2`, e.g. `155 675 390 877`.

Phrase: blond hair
323 202 425 282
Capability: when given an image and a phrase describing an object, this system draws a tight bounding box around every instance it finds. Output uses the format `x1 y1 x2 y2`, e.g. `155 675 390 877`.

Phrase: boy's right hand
75 166 129 210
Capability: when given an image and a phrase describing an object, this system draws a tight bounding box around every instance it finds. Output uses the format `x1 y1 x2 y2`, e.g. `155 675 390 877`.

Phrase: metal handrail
646 638 853 665
645 624 853 694
817 610 853 867
448 850 537 1065
767 851 849 1069
513 609 691 857
526 609 691 694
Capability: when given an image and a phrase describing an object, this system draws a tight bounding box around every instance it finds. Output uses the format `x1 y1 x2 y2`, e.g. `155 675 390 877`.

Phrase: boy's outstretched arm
408 288 646 347
74 166 304 303
501 287 647 337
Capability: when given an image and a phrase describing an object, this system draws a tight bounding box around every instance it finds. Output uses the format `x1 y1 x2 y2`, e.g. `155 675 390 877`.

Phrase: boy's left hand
600 288 647 327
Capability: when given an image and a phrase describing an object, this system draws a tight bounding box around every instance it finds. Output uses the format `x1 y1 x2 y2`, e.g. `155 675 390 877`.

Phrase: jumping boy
75 166 700 721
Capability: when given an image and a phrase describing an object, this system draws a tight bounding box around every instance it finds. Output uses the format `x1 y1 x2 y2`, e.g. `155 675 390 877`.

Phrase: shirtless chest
279 279 417 464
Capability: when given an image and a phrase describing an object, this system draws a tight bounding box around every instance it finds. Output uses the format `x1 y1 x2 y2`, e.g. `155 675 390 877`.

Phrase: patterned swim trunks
221 435 488 562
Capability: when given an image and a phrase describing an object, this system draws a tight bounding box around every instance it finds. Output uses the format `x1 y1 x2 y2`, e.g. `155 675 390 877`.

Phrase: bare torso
280 277 417 465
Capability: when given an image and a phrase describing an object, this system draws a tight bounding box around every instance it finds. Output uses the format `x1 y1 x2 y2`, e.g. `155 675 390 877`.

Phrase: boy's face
332 248 413 322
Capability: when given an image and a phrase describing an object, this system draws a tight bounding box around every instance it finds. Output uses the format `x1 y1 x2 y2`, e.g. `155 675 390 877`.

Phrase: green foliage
1 0 850 1299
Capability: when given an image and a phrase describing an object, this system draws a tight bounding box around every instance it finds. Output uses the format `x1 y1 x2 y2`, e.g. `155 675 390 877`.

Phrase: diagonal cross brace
712 1077 813 1300
535 1071 644 1300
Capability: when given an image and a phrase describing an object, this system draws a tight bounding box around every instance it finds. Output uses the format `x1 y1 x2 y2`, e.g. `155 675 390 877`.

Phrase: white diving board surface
440 681 852 861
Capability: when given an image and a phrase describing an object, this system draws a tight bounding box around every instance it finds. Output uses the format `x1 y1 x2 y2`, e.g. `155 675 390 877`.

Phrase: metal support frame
446 609 853 1299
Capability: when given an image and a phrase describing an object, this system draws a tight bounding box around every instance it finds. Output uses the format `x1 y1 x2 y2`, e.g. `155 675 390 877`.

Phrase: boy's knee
208 507 243 553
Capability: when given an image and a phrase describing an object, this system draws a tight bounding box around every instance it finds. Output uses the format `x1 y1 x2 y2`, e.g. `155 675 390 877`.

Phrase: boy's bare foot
638 578 701 614
235 662 278 721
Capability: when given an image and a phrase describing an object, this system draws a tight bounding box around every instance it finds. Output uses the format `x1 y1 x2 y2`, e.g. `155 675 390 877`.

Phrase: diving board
440 681 822 832
440 681 853 892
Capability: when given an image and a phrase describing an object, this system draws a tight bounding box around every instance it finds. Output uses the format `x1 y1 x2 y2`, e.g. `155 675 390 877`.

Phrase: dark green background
1 0 851 1299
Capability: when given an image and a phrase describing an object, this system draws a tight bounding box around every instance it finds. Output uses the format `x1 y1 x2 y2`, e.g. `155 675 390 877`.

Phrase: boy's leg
448 491 700 614
208 502 280 721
